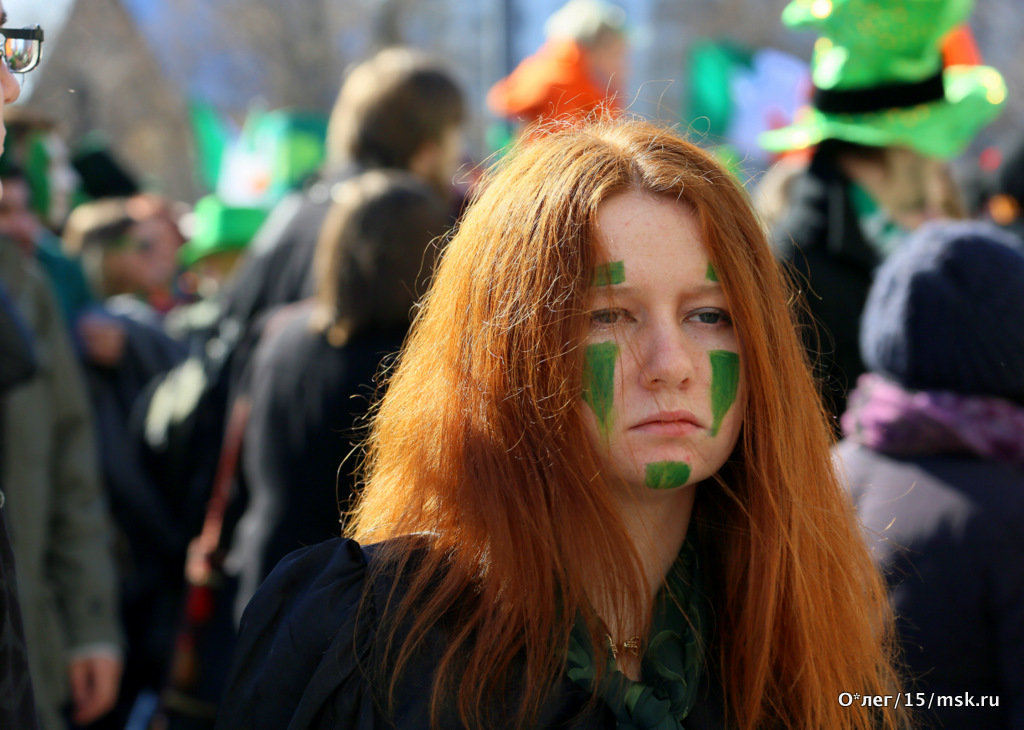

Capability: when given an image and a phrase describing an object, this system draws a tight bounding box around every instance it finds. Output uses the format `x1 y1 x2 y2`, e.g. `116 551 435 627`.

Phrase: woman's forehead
594 192 707 264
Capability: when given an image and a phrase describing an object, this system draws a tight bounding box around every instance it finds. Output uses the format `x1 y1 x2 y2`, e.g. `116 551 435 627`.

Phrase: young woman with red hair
216 117 907 729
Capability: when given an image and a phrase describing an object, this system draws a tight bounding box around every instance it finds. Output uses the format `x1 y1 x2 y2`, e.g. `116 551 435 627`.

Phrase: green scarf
566 539 706 729
849 181 907 260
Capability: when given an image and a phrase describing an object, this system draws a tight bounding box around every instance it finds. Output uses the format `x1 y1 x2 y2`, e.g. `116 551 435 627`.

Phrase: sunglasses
1 25 44 74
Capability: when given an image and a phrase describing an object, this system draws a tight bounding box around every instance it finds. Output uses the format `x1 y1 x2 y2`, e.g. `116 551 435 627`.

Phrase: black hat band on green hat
813 69 945 114
759 0 1006 159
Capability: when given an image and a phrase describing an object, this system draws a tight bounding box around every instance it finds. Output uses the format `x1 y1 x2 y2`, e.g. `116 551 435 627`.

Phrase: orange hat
487 39 619 124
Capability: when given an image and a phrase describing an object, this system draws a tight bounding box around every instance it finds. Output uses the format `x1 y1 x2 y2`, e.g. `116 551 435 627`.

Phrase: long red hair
347 116 904 729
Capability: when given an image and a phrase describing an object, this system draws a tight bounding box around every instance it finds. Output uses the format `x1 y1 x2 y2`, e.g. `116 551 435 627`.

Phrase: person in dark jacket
0 14 42 727
217 117 906 730
60 199 191 729
0 279 40 730
2 13 125 729
133 51 467 591
835 220 1024 729
225 169 449 621
759 0 1005 420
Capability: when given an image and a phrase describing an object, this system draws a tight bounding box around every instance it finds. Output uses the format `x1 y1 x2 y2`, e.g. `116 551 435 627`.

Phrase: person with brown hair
227 169 449 622
219 46 465 331
217 117 905 730
325 48 466 199
135 56 465 724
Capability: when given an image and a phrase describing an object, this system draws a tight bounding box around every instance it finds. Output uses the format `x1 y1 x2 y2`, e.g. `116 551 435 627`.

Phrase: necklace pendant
621 636 642 656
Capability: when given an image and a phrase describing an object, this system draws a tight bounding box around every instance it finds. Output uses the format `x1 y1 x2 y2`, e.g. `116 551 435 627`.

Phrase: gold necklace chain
606 634 642 660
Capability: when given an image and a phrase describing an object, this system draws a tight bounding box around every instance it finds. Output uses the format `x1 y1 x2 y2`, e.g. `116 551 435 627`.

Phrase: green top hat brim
759 64 1006 159
179 198 268 268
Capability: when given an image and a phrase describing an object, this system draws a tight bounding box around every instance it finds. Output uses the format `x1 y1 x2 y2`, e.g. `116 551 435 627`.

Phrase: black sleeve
216 538 381 730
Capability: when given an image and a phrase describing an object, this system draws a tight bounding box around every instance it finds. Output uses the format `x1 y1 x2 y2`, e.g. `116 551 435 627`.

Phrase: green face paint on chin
709 350 740 437
592 260 626 286
582 341 618 438
644 461 692 489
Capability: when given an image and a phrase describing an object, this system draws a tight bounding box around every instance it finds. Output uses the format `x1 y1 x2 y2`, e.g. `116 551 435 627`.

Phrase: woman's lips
630 410 701 436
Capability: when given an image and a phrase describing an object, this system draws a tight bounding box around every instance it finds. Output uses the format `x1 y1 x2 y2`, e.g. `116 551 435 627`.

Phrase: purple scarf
841 373 1024 470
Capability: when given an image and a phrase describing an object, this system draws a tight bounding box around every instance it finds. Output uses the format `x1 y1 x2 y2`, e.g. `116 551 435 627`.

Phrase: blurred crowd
1 0 1022 728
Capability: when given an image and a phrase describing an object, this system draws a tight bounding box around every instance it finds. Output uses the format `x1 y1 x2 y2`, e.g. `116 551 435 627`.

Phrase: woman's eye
590 308 629 325
687 308 731 326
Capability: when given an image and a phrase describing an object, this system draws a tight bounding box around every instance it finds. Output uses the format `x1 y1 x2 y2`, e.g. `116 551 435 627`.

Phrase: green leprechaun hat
759 0 1006 159
179 195 268 268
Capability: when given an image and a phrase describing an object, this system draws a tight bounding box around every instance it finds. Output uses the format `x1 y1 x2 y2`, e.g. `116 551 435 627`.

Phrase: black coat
218 164 364 333
771 152 879 419
227 304 408 620
836 441 1024 729
216 538 725 729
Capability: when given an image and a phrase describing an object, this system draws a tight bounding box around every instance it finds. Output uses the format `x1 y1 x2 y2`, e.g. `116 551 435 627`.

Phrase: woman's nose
639 321 696 389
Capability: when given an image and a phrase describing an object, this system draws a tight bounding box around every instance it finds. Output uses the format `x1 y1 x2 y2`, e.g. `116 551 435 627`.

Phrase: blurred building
26 0 200 202
17 0 1024 201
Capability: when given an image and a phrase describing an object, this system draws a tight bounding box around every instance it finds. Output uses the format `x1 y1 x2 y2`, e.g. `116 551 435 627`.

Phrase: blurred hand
67 653 122 725
77 313 127 367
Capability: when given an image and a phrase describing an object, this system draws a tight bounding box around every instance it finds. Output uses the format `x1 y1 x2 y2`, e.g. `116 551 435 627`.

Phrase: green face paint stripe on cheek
592 261 626 286
582 341 618 437
709 349 740 437
644 461 692 490
706 263 718 282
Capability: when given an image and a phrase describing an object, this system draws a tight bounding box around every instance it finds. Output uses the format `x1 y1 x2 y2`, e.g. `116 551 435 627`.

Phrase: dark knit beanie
860 219 1024 404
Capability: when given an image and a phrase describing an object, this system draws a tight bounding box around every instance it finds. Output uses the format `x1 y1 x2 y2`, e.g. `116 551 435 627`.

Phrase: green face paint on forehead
706 263 718 282
592 260 626 286
644 461 692 490
709 350 740 437
582 342 618 438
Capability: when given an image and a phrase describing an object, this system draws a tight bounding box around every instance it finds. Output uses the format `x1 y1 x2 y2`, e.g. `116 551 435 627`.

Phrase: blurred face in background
408 122 464 202
0 174 42 252
585 30 628 97
435 124 465 194
93 219 176 299
842 146 965 231
129 214 180 293
120 222 176 297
